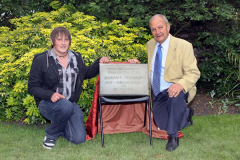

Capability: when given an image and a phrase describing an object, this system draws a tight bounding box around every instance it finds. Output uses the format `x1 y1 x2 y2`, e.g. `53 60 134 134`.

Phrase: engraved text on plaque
99 63 149 96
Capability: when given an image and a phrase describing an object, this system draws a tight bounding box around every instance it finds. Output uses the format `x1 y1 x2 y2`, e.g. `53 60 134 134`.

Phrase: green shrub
0 6 151 124
197 32 240 97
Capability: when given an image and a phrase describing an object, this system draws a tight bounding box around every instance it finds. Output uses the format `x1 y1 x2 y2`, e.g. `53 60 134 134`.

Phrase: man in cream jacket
129 14 200 151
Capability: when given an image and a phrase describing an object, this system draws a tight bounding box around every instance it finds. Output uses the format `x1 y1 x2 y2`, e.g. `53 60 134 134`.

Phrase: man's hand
51 92 65 102
100 57 110 63
167 83 184 98
127 58 140 63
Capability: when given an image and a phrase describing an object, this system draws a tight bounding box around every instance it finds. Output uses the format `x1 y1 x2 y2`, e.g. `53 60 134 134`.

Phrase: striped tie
152 45 162 96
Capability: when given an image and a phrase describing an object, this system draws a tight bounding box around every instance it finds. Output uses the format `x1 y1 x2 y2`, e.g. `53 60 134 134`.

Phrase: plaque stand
97 63 152 148
98 95 152 148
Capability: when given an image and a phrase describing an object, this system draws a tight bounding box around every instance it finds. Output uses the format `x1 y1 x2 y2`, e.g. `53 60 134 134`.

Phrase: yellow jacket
147 35 200 103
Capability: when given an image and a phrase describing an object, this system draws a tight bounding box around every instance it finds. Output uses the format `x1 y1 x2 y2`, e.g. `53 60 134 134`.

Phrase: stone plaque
99 63 149 96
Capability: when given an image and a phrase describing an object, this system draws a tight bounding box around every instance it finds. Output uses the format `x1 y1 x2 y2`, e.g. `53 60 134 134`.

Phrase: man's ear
167 23 170 32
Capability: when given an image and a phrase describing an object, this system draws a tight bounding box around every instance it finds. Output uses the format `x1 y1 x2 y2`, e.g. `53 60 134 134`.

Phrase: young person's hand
51 92 65 102
100 57 110 63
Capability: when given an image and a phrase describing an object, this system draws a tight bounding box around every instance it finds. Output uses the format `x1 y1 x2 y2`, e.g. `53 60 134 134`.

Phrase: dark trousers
152 89 189 135
38 99 86 144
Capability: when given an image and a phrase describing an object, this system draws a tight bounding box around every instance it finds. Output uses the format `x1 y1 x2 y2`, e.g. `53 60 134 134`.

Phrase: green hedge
0 6 151 124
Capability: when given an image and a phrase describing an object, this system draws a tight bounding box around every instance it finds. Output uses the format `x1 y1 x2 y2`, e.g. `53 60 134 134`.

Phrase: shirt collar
156 34 171 50
49 48 74 59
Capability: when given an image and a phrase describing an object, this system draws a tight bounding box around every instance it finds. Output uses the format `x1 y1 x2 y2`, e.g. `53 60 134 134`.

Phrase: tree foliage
0 6 151 124
75 0 238 36
2 0 239 36
1 0 240 122
0 0 52 27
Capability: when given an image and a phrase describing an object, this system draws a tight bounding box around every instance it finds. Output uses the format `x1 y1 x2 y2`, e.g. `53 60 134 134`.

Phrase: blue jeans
38 99 86 144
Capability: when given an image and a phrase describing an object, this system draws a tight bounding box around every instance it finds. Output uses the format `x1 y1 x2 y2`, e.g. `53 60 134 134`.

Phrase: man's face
150 16 170 44
51 34 70 55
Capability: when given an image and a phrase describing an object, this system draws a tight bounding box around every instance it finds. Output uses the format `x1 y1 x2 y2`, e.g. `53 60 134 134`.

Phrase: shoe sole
166 147 178 151
43 144 53 150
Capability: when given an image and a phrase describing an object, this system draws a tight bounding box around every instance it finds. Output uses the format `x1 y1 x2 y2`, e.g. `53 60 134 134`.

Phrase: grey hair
149 14 169 27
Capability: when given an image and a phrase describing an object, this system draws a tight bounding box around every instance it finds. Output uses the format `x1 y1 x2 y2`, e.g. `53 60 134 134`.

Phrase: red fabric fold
85 62 184 140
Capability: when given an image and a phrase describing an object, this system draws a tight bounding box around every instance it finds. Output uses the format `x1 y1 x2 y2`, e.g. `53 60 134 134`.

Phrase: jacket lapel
164 35 176 72
149 40 157 63
48 56 60 80
147 39 156 76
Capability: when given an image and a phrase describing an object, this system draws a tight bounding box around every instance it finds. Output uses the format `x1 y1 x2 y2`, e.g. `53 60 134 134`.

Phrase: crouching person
28 27 109 149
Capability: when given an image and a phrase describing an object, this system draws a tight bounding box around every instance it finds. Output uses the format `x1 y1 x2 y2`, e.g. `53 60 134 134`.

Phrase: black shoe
187 107 194 126
166 136 179 151
43 136 55 149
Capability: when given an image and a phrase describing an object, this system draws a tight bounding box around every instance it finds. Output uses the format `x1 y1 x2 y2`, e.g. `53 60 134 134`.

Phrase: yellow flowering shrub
0 6 151 124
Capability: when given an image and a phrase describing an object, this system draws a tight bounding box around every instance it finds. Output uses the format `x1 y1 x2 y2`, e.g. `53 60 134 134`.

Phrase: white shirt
151 35 174 92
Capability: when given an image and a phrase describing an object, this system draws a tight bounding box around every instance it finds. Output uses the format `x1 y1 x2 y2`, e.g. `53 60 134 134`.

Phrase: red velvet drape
85 62 184 140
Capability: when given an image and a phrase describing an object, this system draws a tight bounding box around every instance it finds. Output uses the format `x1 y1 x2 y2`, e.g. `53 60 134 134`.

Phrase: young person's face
51 34 70 55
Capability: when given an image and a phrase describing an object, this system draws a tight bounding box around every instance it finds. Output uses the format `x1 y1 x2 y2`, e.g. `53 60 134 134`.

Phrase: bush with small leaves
0 6 151 124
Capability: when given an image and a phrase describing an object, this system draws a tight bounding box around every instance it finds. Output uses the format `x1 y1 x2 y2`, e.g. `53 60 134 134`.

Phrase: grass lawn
1 114 240 160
